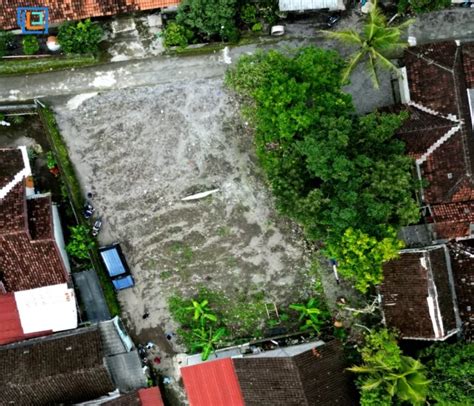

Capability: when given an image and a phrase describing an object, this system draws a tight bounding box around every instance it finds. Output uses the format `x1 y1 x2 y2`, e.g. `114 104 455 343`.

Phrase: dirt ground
52 79 313 380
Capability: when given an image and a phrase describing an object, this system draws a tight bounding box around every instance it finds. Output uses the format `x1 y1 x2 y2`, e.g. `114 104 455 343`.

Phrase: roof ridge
416 124 462 165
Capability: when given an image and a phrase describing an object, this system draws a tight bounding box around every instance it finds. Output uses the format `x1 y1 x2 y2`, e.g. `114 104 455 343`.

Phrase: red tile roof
138 387 165 406
0 0 180 30
402 41 474 239
381 246 458 340
0 294 23 344
0 149 69 292
181 358 245 406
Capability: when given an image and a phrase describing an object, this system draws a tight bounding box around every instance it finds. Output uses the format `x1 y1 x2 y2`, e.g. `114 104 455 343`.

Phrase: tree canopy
226 47 419 292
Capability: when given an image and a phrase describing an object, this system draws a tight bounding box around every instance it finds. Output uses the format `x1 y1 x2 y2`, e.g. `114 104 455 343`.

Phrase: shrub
66 224 96 260
46 151 57 169
251 22 263 32
398 0 451 13
22 35 39 55
176 0 239 42
241 4 258 26
0 31 14 57
58 19 103 54
163 22 192 49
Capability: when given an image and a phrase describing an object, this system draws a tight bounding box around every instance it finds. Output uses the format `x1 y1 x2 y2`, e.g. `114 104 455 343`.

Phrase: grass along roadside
37 105 121 317
0 54 100 76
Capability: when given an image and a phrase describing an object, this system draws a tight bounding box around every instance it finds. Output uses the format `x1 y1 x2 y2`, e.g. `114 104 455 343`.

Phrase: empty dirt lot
53 80 313 349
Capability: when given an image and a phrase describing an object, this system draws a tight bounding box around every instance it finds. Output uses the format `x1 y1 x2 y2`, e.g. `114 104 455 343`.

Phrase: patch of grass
160 270 173 280
0 54 100 76
217 226 231 237
170 242 194 270
38 106 121 317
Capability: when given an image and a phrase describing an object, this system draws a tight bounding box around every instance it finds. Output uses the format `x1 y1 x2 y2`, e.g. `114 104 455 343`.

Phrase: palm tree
349 352 430 404
186 299 217 323
322 0 414 88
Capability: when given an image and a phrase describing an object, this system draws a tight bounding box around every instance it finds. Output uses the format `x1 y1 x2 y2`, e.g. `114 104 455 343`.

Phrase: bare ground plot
53 79 313 350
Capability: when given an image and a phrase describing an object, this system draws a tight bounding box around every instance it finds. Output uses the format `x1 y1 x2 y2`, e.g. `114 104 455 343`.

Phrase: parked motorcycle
83 203 94 219
92 218 102 237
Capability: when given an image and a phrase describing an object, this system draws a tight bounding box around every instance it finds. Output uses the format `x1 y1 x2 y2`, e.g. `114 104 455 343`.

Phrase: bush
66 224 96 260
398 0 451 13
0 31 14 57
22 36 39 55
241 4 258 26
58 19 103 54
176 0 239 42
163 22 192 49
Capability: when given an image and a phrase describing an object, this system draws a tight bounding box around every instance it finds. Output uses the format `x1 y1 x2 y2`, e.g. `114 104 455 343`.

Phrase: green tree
322 0 414 88
349 329 430 405
58 19 103 54
22 35 39 55
324 227 404 293
162 22 192 49
176 0 239 42
66 224 96 260
226 47 419 291
419 342 474 405
0 31 14 57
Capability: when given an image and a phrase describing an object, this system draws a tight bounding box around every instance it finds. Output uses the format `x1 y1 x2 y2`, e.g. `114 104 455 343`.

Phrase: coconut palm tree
322 0 414 88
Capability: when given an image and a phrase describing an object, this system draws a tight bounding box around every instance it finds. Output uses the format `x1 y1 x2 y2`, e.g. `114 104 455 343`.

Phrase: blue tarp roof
100 247 127 277
112 276 134 290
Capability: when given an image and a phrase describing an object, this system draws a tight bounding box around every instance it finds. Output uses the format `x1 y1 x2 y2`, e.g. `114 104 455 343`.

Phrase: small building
279 0 346 12
381 245 461 340
0 0 180 30
0 321 147 404
181 340 356 406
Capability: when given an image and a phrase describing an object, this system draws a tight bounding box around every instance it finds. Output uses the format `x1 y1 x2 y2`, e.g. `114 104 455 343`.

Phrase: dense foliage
419 342 474 405
398 0 451 14
162 22 193 49
349 329 430 405
323 0 413 88
66 224 96 260
226 47 419 292
176 0 239 42
22 36 40 55
0 31 14 57
58 19 103 54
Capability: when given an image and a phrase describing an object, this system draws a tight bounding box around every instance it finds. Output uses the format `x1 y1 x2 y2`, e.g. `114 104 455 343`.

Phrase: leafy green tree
176 0 239 42
289 297 330 334
191 326 228 361
324 227 404 293
398 0 451 14
0 31 14 57
322 0 414 88
419 342 474 405
66 224 96 259
22 36 40 55
226 47 419 291
58 19 103 54
349 329 430 405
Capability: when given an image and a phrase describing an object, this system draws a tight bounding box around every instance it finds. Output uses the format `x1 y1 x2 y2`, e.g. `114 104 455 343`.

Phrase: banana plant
191 326 228 361
185 299 217 323
289 298 329 334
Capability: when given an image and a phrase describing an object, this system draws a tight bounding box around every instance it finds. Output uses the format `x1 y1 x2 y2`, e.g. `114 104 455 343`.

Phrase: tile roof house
0 0 180 30
0 283 77 345
397 41 474 241
181 340 356 406
0 147 70 293
0 327 116 405
381 245 462 340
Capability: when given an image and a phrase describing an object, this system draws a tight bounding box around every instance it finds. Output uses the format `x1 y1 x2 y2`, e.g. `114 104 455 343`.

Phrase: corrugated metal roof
181 358 245 406
0 294 24 345
105 351 147 392
138 387 165 406
279 0 343 11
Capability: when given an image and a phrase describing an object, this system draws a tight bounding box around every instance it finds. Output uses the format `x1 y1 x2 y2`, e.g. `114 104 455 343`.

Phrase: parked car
99 244 135 290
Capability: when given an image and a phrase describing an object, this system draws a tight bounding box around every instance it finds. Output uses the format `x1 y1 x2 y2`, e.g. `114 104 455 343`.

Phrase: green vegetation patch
0 54 98 76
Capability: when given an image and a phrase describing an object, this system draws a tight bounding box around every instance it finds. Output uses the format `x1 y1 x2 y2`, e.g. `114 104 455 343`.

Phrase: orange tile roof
0 0 180 30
